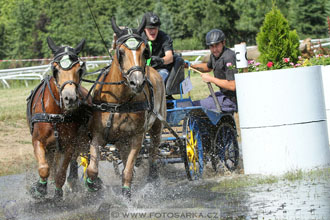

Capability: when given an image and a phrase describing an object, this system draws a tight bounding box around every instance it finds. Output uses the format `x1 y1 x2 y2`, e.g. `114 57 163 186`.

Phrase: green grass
0 71 211 123
0 84 37 122
209 168 330 192
210 175 279 191
174 69 213 101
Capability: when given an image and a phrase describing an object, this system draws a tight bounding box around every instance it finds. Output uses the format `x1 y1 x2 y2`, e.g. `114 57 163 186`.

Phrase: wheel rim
212 122 239 172
184 117 203 180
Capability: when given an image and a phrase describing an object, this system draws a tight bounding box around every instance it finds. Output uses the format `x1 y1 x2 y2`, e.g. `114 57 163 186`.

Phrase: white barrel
234 43 248 68
321 65 330 144
235 66 330 175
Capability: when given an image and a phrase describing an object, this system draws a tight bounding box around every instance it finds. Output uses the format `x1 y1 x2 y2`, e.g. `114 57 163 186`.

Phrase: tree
256 3 300 66
290 0 328 39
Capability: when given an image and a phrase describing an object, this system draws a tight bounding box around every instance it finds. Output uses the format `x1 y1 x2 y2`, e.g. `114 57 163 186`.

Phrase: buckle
99 103 108 111
99 103 120 112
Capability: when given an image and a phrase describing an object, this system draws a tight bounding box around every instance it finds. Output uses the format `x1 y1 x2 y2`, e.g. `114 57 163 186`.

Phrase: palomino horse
26 37 92 200
85 17 166 197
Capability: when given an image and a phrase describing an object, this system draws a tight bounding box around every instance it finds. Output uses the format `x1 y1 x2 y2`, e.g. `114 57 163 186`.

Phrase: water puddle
0 161 329 219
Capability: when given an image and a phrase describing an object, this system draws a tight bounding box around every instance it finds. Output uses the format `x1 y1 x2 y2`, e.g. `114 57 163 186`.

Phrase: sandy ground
0 120 35 176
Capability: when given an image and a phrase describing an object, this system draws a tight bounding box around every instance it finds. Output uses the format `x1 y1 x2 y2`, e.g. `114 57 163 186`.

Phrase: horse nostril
130 81 136 87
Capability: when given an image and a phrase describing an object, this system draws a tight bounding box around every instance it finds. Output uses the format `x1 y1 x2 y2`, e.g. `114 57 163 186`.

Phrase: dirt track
0 120 35 176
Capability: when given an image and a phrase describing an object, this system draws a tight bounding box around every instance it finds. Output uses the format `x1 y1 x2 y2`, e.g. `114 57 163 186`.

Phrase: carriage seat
165 53 185 96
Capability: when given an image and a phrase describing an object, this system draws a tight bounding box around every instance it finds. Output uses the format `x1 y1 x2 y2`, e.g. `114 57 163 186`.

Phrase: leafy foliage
0 0 328 66
256 4 300 66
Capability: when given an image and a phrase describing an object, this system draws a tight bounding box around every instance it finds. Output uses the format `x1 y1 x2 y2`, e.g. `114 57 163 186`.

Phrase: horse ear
137 16 146 35
75 39 85 54
47 36 60 54
111 17 123 37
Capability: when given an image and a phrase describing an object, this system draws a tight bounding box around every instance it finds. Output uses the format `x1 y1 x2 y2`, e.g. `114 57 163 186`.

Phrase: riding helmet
205 29 225 46
143 12 161 28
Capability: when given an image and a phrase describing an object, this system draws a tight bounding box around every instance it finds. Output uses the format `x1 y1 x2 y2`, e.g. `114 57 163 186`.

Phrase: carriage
95 56 240 181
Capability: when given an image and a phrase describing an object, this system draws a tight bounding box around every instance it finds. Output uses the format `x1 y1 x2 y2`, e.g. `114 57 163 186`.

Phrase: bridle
51 46 86 108
115 29 151 88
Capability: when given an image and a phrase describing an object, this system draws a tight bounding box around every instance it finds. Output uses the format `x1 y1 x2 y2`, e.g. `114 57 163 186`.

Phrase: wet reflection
0 162 329 219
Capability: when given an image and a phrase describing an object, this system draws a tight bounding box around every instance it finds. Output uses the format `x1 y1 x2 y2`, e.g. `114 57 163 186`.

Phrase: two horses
27 17 166 199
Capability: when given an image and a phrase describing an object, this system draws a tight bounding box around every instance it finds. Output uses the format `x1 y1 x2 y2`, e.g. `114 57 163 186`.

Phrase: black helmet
205 29 225 46
143 12 161 28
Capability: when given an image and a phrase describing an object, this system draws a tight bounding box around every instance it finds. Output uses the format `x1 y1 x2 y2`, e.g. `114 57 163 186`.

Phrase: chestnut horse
85 17 166 198
26 37 92 200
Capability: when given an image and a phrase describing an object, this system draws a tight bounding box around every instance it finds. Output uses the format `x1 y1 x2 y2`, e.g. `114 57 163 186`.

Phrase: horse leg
66 157 79 192
85 134 102 192
53 146 74 200
46 149 56 182
119 136 143 198
67 129 91 192
30 140 49 198
148 119 163 181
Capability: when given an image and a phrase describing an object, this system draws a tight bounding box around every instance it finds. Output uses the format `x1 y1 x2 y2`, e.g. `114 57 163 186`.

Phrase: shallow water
0 161 329 220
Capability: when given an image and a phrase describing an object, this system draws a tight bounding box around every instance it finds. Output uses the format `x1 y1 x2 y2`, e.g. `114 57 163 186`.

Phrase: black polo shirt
142 30 174 71
207 47 238 103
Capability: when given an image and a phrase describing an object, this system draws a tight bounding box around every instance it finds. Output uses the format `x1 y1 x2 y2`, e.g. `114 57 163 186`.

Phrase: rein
27 76 90 152
82 33 152 114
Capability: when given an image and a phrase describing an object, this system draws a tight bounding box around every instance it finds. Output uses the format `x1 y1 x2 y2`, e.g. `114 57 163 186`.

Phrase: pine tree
290 0 328 39
256 3 300 66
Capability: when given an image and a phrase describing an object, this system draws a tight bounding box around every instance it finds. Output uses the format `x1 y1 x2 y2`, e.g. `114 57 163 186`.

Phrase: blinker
60 55 72 69
124 38 142 50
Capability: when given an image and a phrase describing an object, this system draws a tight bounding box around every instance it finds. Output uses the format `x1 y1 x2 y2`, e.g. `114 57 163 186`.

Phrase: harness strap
30 113 71 153
92 101 149 113
52 123 63 153
45 75 60 106
30 113 67 124
104 113 114 143
151 110 184 148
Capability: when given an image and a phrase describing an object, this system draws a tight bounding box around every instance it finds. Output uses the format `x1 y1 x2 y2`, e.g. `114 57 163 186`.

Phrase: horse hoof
29 181 47 199
85 177 103 192
66 178 80 193
54 188 63 201
122 186 131 199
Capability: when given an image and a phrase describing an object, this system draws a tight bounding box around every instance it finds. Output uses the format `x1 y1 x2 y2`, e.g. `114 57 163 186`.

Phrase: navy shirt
207 47 238 103
142 30 174 71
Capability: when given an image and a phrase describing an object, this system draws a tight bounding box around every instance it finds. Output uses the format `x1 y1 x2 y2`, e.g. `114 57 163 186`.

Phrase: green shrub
256 3 300 67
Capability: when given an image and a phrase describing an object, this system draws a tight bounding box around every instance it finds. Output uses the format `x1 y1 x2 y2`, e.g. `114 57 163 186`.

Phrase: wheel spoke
184 117 203 180
212 122 239 172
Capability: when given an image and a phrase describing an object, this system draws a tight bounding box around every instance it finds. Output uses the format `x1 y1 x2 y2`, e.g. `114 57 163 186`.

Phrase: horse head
47 36 86 111
111 17 150 94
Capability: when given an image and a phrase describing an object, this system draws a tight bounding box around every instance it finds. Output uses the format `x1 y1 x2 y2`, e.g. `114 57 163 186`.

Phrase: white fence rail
1 38 329 88
0 60 111 88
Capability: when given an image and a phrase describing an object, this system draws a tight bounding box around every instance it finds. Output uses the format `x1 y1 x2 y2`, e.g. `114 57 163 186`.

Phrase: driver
141 12 174 82
190 29 238 112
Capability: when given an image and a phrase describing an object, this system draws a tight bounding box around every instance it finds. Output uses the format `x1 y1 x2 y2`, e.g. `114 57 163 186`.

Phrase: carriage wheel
211 122 239 172
183 117 204 180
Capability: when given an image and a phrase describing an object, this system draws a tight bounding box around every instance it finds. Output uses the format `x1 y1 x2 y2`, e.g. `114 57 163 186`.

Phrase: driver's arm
162 50 173 65
190 63 212 73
